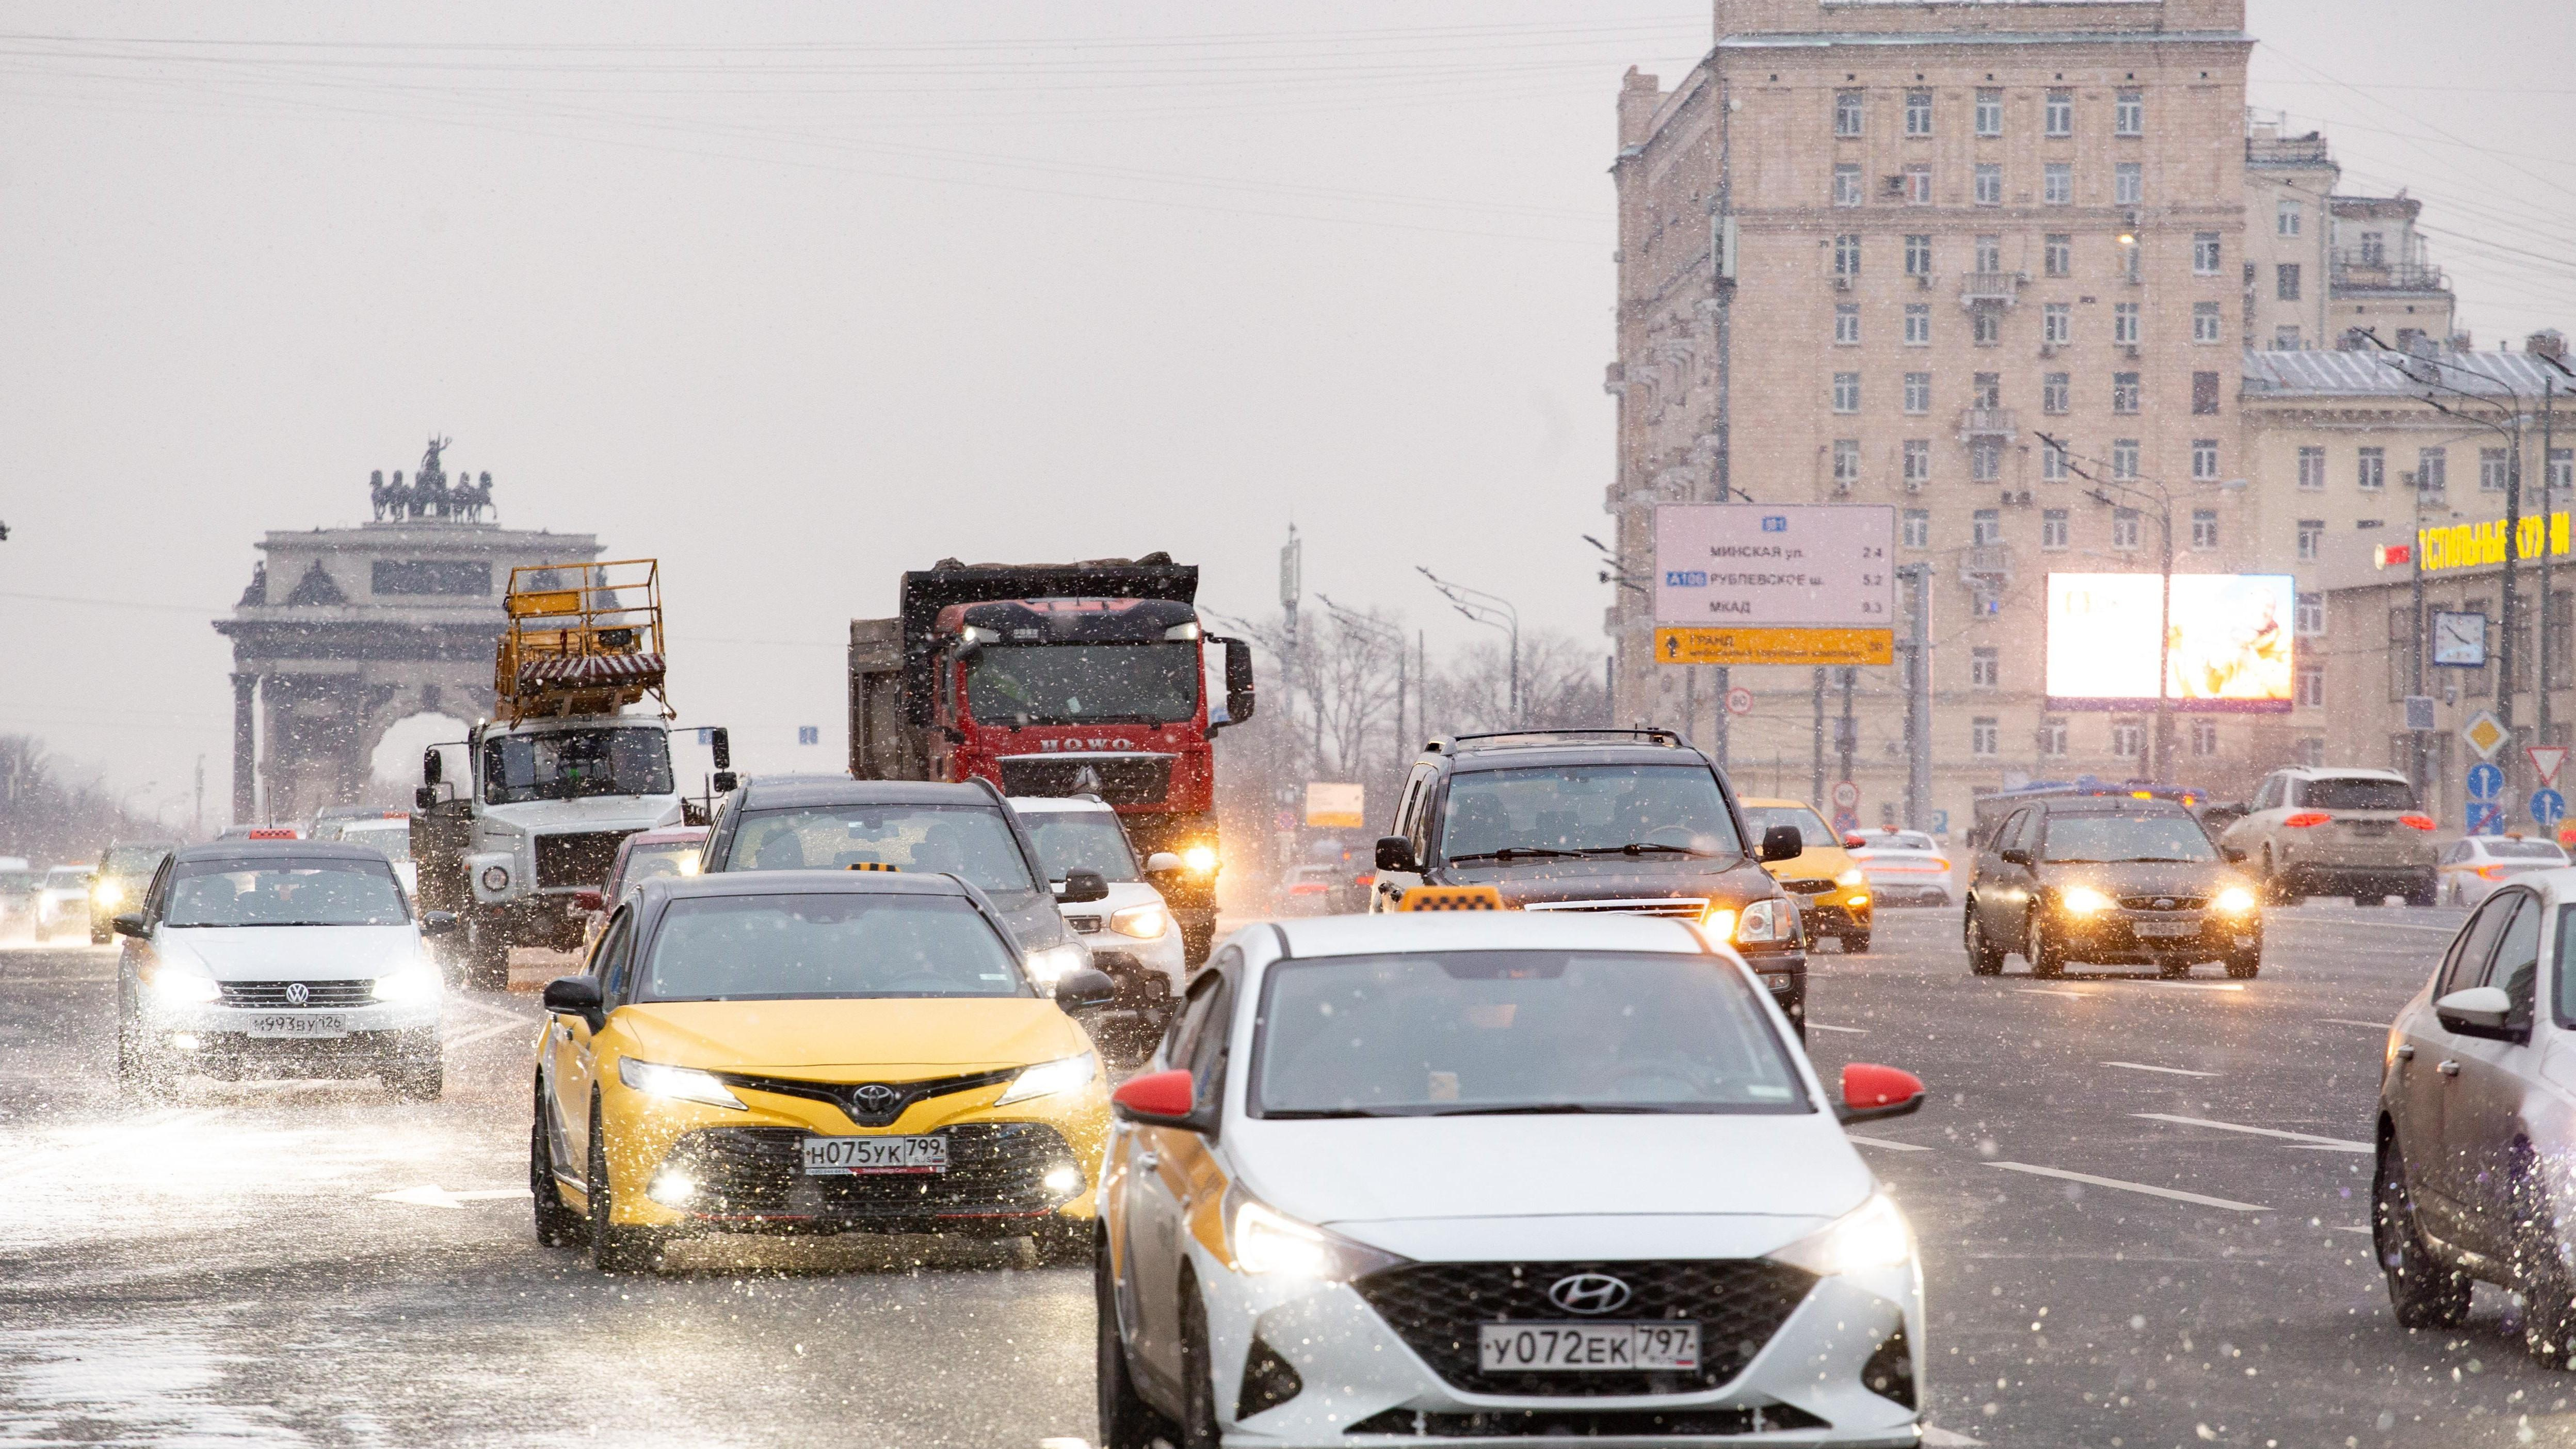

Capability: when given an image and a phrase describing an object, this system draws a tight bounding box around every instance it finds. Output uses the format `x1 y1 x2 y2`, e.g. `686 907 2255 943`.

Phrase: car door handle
2438 1060 2462 1076
1136 1150 1159 1171
2395 1044 2415 1060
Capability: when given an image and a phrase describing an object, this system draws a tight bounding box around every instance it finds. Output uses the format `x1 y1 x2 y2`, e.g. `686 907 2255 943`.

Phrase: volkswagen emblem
850 1084 903 1116
284 981 310 1007
2153 898 2176 911
1546 1273 1633 1316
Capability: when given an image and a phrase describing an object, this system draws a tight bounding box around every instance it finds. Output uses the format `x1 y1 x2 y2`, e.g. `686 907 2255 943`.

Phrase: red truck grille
997 755 1171 807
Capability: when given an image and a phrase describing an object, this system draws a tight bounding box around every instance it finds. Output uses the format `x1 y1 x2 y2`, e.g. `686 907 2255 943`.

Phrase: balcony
1956 407 2018 443
1959 271 2023 307
2331 250 2449 295
1960 543 2014 589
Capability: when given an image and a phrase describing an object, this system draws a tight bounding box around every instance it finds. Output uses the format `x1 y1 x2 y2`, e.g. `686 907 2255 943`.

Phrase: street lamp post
1418 567 1521 725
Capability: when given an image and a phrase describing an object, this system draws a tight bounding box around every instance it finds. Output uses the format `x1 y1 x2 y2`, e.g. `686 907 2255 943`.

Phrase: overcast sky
2 2 2567 830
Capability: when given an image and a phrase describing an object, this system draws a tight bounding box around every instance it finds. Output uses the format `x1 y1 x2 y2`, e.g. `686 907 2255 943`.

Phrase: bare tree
1423 632 1609 736
0 735 163 865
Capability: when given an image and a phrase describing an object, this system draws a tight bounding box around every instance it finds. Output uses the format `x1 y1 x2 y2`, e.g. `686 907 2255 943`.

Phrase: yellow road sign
1655 626 1895 667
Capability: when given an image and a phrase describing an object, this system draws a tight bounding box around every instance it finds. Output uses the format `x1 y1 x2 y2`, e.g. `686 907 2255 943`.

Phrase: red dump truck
849 554 1253 965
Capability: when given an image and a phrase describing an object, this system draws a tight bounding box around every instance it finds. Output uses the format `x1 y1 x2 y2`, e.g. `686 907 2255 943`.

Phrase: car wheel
89 926 110 945
115 1009 157 1096
2025 911 2065 978
2375 1132 2470 1329
2408 881 2438 909
2514 1153 2576 1369
587 1093 662 1274
1964 907 2003 976
2224 947 2261 980
2264 849 2301 906
387 1049 444 1102
1176 1273 1223 1449
1030 1214 1091 1267
530 1083 588 1249
1097 1227 1176 1449
1842 930 1873 955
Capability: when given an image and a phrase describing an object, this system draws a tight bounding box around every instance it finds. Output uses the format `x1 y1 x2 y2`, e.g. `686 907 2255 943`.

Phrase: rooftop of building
2242 347 2573 400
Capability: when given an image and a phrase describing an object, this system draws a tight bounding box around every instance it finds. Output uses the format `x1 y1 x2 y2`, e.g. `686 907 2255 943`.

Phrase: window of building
2482 447 2510 493
1904 440 1931 489
2044 89 2073 137
2044 163 2072 205
2194 370 2221 415
2297 591 2324 636
1975 164 2003 206
2121 235 2142 282
1972 372 2001 409
1904 304 1931 346
2114 162 2143 206
1976 89 2003 137
2115 91 2145 137
2040 718 2069 758
2297 666 2324 710
2194 232 2221 275
2277 263 2301 301
1972 439 2003 482
1973 508 2002 546
2359 446 2386 491
1833 439 1861 487
2193 439 2220 482
2114 373 2141 413
2193 301 2223 344
2112 721 2144 759
2113 506 2140 550
1971 647 2001 689
1832 373 1861 413
1904 234 1933 277
2275 325 2302 351
2359 230 2386 267
1973 717 2001 756
1973 307 2001 346
1835 89 1864 138
2297 448 2326 492
2042 438 2071 481
2114 302 2140 345
2297 517 2325 559
2042 508 2070 550
2278 199 2302 237
1905 90 1933 137
2192 718 2219 756
2419 447 2448 492
1905 165 1933 205
2551 448 2574 498
1833 164 1863 207
1903 372 1931 414
1835 303 1861 346
1902 507 1930 548
2113 440 2140 481
2191 507 2219 550
1834 234 1861 277
1974 235 2003 274
2042 372 2071 415
2044 233 2072 277
2044 303 2071 346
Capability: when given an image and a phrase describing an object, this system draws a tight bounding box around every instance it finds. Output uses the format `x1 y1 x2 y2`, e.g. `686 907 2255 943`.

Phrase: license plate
248 1014 347 1038
1477 1322 1700 1373
2133 919 2200 938
802 1135 947 1176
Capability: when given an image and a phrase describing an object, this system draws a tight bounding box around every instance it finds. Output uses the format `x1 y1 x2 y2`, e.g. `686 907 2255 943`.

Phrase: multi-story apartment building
1608 0 2257 834
2241 112 2457 354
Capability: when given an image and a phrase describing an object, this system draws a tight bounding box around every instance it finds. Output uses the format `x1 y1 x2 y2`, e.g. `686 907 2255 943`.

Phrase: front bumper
146 998 443 1041
1740 952 1807 1034
2057 909 2260 962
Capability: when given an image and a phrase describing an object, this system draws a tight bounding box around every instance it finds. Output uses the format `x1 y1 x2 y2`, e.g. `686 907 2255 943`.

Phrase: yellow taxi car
530 868 1118 1273
1738 798 1873 953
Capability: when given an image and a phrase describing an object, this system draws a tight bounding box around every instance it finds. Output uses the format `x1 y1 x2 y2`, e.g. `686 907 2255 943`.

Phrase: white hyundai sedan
1096 912 1927 1447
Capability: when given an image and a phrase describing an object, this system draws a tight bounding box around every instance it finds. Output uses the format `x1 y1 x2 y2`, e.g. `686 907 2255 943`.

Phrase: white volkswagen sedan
1012 796 1190 1047
1096 912 1927 1447
111 840 452 1099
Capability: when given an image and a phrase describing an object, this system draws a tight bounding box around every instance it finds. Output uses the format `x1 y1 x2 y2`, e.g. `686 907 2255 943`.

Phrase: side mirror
111 912 147 939
1053 965 1117 1013
1144 851 1183 874
711 770 738 794
1375 835 1420 874
419 910 459 936
1057 868 1110 904
1111 1067 1216 1133
541 976 603 1024
709 727 732 770
2436 985 2520 1039
1836 1062 1927 1125
1221 637 1258 727
1842 834 1868 850
414 785 437 812
1760 825 1804 863
422 748 443 787
2223 845 2248 863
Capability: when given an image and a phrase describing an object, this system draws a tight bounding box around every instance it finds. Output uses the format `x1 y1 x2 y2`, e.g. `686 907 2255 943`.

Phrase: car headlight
148 965 221 1006
1770 1192 1915 1276
994 1053 1098 1105
1227 1190 1408 1281
2212 885 2257 914
2059 886 2114 915
1182 845 1218 875
1734 896 1793 945
92 880 123 908
617 1057 746 1111
1022 942 1089 988
480 864 510 893
1834 868 1866 888
372 959 443 1003
1108 904 1169 940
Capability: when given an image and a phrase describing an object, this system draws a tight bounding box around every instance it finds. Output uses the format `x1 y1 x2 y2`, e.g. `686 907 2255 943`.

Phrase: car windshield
1439 765 1742 860
0 872 36 891
45 868 89 889
1742 805 1841 850
638 893 1028 1001
724 804 1037 898
165 858 411 927
1020 811 1140 882
1251 949 1806 1118
1867 831 1937 852
2042 812 2217 863
2299 777 2416 811
337 824 413 864
965 642 1199 726
104 845 172 875
617 841 704 892
2486 841 2568 861
480 727 672 804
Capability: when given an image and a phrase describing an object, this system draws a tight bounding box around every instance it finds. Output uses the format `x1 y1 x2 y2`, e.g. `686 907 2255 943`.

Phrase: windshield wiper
1258 1107 1416 1120
1578 843 1722 859
1422 1103 1690 1116
1447 847 1583 863
2110 856 2207 864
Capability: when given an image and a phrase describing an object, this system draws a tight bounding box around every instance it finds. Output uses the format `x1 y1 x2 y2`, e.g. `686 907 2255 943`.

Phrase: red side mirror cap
1838 1062 1927 1125
1842 834 1867 849
1111 1068 1196 1122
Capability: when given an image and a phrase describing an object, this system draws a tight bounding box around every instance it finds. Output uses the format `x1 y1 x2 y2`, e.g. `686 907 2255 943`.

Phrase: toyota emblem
851 1084 903 1116
1546 1273 1633 1316
284 981 310 1007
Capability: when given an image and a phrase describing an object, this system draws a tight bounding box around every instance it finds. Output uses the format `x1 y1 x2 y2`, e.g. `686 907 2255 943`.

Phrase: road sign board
1652 504 1896 666
1833 810 1860 835
2533 746 2570 788
2405 696 2438 732
2470 802 2506 836
2535 789 2567 829
1831 780 1860 812
1725 686 1753 717
1305 782 1365 830
2469 762 2505 801
2464 709 2509 760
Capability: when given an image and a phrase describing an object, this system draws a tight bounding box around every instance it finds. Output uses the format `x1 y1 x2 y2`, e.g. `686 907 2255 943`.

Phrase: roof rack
1428 728 1684 754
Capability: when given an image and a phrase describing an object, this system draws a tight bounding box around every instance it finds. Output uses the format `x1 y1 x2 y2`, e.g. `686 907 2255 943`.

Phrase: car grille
997 755 1172 807
535 830 629 890
658 1123 1083 1222
1779 878 1838 895
1517 898 1706 919
217 979 376 1008
2118 894 2207 911
1344 1404 1826 1437
1351 1259 1815 1397
713 1067 1018 1129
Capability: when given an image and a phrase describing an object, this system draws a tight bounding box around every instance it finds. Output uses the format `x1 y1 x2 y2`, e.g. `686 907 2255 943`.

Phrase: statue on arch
369 470 391 520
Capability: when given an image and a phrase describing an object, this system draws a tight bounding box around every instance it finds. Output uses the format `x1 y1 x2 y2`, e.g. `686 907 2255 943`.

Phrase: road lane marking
2018 988 2093 999
1986 1162 2269 1213
2104 1060 2220 1077
1808 1023 1867 1035
1921 1431 1987 1448
442 1017 534 1052
2135 1113 2371 1151
2320 1018 2393 1030
2136 981 2246 992
1845 1134 1934 1152
374 1184 535 1209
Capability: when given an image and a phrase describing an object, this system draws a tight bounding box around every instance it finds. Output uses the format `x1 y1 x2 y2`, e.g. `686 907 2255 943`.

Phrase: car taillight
2282 812 2332 828
2399 814 2437 831
2480 864 2511 880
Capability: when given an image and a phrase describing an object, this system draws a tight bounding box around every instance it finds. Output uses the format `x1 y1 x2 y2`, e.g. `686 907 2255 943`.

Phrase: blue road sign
2470 801 2506 836
2469 762 2506 801
2535 789 2567 828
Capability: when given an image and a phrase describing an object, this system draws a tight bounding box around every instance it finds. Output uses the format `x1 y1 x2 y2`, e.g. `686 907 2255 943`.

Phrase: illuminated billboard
2044 573 2295 713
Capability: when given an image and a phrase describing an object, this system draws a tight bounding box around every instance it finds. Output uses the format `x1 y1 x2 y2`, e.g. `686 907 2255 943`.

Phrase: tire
89 925 110 945
115 1010 156 1096
2514 1152 2576 1369
587 1094 662 1274
1841 930 1873 955
2025 909 2065 979
2408 881 2438 909
387 1049 444 1102
1964 906 2004 976
2375 1132 2471 1329
1175 1274 1223 1449
461 917 510 991
530 1083 588 1249
1031 1215 1091 1267
2224 948 2261 980
1097 1228 1176 1449
2264 850 2301 906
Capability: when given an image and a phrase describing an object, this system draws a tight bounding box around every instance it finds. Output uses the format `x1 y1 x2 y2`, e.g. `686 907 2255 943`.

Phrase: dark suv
1367 730 1809 1029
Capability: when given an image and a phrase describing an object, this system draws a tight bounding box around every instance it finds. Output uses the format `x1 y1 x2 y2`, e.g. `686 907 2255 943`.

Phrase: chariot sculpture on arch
368 436 493 523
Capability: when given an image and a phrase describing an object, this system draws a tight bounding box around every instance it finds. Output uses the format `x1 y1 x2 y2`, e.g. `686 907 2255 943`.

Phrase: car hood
482 796 686 833
1231 1114 1874 1239
613 996 1089 1074
1764 847 1856 883
158 923 423 978
2035 860 2249 896
1439 856 1782 907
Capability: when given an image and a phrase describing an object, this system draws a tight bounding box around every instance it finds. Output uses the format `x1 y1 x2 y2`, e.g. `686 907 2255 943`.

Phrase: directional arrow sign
2470 762 2506 801
2533 746 2570 788
2535 789 2567 830
373 1185 534 1210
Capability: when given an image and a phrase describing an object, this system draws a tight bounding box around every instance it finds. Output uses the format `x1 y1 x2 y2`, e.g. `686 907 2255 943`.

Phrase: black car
1962 796 2265 980
1366 729 1810 1030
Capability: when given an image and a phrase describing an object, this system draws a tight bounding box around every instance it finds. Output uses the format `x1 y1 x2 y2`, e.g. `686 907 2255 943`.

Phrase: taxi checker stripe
1395 886 1506 912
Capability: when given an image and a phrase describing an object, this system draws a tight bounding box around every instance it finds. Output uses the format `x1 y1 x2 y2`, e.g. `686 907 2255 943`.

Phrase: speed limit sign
1725 686 1753 717
1831 780 1859 812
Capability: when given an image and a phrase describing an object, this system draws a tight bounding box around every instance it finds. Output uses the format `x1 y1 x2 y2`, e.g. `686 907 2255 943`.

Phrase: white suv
1010 796 1189 1051
2217 766 2438 905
